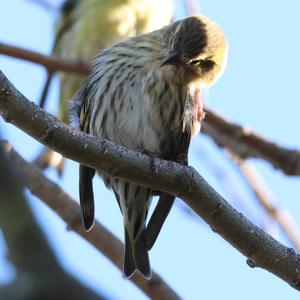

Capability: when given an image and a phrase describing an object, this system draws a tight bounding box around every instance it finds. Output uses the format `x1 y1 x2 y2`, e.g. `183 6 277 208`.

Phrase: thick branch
1 72 300 290
0 43 90 75
2 142 181 300
202 109 300 175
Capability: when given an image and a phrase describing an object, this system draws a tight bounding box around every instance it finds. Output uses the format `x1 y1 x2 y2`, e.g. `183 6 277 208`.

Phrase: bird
70 15 228 279
36 0 174 174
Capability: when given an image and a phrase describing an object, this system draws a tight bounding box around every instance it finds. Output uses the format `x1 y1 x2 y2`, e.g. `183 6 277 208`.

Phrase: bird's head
162 15 228 86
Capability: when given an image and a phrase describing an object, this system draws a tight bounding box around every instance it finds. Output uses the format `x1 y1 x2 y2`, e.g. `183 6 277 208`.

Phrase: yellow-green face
166 15 228 86
191 30 228 86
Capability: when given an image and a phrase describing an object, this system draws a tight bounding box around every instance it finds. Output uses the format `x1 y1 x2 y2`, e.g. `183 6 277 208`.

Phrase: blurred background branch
24 0 58 12
2 141 181 300
229 156 300 251
185 0 198 15
0 141 106 300
202 109 300 176
0 43 89 75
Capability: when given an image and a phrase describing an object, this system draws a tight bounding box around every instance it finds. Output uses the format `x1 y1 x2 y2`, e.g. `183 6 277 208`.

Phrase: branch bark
0 43 90 75
2 142 181 300
1 43 300 175
1 71 300 291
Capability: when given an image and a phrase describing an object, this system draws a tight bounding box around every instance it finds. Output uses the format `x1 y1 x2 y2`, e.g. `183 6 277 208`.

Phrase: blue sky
1 0 300 299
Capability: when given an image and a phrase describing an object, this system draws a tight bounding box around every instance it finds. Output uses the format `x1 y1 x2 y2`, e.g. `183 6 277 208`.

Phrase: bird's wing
146 85 205 249
146 131 191 250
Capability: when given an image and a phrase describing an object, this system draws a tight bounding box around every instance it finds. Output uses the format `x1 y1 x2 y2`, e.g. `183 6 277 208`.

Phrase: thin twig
231 156 300 251
24 0 58 12
2 142 181 300
194 143 257 222
197 142 300 247
184 0 198 15
0 42 90 75
1 71 300 291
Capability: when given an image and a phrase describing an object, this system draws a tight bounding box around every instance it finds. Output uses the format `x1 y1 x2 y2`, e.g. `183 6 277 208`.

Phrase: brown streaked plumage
70 15 228 279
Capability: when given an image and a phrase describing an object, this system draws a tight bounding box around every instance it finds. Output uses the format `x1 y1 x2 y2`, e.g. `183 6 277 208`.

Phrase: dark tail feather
124 230 135 278
79 164 95 231
124 229 151 279
146 193 175 250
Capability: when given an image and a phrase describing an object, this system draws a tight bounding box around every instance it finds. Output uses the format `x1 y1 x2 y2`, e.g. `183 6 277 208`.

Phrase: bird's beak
161 51 180 66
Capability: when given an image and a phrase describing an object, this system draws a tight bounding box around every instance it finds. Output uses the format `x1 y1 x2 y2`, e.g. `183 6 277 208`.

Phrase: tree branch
184 0 198 15
2 141 181 300
1 43 300 175
1 72 300 291
0 141 106 300
0 43 90 75
231 157 300 251
0 43 300 175
202 109 300 175
24 0 58 12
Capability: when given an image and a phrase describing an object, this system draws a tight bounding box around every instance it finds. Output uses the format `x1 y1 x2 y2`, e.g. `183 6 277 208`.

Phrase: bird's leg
176 153 188 165
142 149 160 175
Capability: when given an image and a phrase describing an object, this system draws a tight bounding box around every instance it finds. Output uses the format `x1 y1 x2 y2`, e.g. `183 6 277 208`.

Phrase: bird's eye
190 59 215 71
200 59 215 70
190 60 201 65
